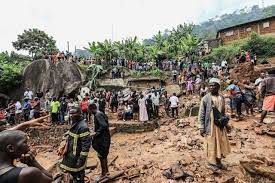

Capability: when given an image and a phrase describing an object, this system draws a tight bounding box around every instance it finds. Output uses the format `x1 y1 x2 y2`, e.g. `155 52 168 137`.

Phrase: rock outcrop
23 59 85 98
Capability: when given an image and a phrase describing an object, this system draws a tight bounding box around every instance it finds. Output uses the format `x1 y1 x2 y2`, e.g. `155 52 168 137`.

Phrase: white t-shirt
24 90 33 100
152 93 160 106
15 101 22 113
15 101 22 110
255 77 263 91
169 96 179 108
221 60 227 67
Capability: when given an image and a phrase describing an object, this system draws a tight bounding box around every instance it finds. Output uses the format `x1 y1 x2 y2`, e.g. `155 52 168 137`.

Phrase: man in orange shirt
257 69 275 125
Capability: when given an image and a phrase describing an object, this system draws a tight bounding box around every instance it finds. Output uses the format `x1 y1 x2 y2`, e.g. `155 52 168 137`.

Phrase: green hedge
203 32 275 64
242 32 275 57
203 43 243 64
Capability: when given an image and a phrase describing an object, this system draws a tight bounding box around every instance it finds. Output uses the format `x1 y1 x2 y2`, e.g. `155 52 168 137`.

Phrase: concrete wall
128 80 161 91
98 78 127 87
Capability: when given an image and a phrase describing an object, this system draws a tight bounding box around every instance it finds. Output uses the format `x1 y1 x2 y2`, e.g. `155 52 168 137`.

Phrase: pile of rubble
31 94 274 182
240 155 275 182
27 125 69 152
254 123 275 137
82 114 273 182
230 61 275 82
230 62 260 81
181 96 201 117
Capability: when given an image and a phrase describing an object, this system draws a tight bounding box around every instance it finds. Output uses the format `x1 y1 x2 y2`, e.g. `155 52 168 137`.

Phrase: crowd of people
0 49 274 182
1 49 273 127
0 86 182 128
234 50 257 65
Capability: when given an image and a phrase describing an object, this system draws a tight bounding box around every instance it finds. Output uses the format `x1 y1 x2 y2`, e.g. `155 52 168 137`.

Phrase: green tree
97 40 115 61
12 28 58 59
123 36 140 61
242 32 275 57
113 41 125 59
153 31 165 50
178 34 200 56
86 24 200 63
0 52 28 94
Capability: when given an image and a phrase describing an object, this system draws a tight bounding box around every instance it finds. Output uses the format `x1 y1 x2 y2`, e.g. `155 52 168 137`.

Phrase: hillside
193 5 275 39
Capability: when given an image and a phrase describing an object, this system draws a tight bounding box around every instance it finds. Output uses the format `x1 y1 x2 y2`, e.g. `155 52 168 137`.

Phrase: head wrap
209 78 221 86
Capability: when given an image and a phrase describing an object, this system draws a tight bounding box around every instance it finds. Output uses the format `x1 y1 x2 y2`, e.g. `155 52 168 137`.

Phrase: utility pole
261 0 265 8
111 24 114 42
67 41 70 53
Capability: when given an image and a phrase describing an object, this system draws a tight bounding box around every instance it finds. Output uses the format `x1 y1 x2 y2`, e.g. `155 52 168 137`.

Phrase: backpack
212 106 229 129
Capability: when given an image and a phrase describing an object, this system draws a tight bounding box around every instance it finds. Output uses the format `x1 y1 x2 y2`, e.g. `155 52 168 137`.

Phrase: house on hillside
217 16 275 44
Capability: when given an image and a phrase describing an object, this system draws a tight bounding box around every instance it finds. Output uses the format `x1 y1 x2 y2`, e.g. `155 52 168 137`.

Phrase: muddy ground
32 101 274 183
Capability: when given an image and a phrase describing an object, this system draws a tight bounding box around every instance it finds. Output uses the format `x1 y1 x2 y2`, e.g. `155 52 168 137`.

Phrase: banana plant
97 40 115 62
85 23 199 63
86 41 101 61
86 64 103 89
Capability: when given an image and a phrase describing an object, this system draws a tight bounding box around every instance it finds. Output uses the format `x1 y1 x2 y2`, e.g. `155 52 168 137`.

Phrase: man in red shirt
80 98 89 122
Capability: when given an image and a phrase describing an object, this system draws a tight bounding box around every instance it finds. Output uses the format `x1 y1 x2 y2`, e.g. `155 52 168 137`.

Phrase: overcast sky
1 0 274 53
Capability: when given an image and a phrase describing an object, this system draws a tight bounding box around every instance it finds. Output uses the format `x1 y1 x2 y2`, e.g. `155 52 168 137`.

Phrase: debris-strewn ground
35 109 274 182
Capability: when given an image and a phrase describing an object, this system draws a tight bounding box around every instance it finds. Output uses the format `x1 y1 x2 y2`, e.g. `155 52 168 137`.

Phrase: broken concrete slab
109 120 159 133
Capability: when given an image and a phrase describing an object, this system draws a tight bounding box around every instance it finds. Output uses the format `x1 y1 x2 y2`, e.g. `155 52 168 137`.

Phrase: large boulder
23 59 85 98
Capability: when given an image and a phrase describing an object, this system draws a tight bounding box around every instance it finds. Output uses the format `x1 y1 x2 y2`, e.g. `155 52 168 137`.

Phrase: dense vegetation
86 24 200 62
0 52 31 94
85 5 275 63
203 32 275 64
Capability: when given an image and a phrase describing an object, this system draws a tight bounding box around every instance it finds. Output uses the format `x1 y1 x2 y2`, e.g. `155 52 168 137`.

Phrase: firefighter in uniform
59 107 91 183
